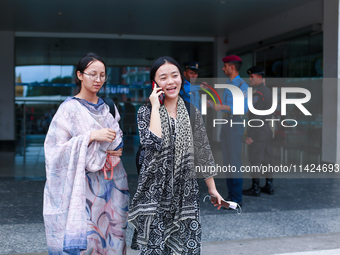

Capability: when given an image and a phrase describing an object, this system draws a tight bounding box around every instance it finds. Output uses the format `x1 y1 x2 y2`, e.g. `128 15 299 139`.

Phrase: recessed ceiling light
220 1 225 4
57 12 63 15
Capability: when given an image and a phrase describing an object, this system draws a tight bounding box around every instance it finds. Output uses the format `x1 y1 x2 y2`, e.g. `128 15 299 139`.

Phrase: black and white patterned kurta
128 98 216 255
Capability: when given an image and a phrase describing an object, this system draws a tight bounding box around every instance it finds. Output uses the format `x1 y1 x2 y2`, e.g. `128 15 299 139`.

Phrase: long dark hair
75 52 107 92
149 56 185 91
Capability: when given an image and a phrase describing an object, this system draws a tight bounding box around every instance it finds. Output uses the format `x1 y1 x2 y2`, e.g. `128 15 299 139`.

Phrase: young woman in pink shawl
43 53 129 255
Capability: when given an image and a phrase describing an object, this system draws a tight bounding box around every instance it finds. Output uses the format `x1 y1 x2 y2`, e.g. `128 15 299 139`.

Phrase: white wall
0 31 15 142
213 36 229 78
227 0 323 51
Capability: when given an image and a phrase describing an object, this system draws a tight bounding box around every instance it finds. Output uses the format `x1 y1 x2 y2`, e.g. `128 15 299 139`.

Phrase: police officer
210 55 248 206
243 66 274 196
180 61 202 110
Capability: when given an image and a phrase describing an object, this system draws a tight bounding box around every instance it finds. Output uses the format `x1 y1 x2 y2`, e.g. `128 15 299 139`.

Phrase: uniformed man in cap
210 55 248 206
180 61 202 110
243 66 274 196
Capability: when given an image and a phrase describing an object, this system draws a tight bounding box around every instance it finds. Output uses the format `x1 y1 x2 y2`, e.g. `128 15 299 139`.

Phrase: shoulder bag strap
101 97 116 119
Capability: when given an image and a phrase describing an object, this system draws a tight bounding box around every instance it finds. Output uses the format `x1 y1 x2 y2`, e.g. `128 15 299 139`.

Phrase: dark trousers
248 125 273 178
220 118 244 203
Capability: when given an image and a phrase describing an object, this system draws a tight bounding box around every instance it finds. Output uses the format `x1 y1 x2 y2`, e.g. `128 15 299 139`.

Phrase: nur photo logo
197 80 312 128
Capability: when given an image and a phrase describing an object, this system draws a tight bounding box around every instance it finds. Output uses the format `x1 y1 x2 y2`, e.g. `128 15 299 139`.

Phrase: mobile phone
152 81 165 105
210 195 230 209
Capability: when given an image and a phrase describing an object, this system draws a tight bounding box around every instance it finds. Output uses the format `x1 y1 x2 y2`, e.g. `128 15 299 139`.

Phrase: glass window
15 65 74 84
14 36 214 141
256 44 285 77
244 33 323 164
238 52 254 78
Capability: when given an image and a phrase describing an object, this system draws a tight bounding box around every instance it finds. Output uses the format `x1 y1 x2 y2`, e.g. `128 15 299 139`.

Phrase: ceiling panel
1 0 315 37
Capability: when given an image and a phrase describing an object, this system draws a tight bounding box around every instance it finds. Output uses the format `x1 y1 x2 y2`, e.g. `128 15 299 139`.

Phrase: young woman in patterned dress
43 53 129 255
129 56 223 254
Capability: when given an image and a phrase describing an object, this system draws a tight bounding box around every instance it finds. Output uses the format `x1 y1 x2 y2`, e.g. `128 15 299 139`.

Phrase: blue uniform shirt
180 79 201 110
222 75 249 114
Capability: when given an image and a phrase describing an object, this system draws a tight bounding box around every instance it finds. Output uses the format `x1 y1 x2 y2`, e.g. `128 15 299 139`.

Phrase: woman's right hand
107 148 123 157
89 128 116 144
149 86 163 109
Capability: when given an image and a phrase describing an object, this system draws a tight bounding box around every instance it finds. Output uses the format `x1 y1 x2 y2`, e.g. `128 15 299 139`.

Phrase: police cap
222 55 242 63
247 66 265 76
183 61 200 72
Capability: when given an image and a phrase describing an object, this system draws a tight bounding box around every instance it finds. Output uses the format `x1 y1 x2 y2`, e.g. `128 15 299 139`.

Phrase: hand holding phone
152 81 165 105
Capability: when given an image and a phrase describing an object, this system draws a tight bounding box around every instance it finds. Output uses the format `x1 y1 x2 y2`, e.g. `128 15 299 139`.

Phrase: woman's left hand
106 148 123 157
208 188 224 210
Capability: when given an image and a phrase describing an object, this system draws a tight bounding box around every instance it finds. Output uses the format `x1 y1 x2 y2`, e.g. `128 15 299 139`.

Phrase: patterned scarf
159 97 196 188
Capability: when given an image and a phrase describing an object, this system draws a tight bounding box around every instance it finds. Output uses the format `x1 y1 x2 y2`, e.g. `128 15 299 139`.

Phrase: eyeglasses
82 72 108 82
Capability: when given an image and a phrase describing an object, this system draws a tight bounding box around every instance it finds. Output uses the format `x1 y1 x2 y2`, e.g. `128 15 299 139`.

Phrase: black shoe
243 178 261 196
243 187 261 196
261 178 274 195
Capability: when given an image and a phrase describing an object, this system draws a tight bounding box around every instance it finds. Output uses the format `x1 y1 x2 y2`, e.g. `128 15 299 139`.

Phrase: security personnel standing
243 66 274 196
180 61 202 110
211 55 248 206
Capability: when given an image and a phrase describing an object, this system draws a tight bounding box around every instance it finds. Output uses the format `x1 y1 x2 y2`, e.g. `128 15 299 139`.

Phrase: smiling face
77 60 106 94
154 62 182 100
